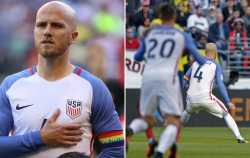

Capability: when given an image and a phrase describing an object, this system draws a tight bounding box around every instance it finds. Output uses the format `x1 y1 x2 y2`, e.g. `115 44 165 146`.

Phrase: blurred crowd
126 0 250 71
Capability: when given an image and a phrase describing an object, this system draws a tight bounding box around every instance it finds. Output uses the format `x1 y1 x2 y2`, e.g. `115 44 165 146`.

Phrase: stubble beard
35 37 70 60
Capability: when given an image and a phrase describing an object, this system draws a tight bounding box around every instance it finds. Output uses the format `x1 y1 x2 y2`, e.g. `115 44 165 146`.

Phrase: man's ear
69 31 78 44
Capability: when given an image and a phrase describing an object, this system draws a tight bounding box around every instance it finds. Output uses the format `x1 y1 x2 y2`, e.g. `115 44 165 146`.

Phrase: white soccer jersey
142 27 184 83
0 66 124 158
134 26 205 84
183 58 230 104
134 25 206 117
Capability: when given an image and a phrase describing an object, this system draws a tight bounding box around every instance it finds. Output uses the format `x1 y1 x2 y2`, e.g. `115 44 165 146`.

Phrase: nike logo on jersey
16 104 34 110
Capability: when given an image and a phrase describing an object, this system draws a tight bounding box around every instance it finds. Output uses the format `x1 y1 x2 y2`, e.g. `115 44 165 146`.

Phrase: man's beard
35 38 69 59
197 13 202 17
209 13 216 18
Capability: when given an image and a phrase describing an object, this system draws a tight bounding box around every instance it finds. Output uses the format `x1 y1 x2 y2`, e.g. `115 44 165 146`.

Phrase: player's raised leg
126 116 156 149
180 110 191 126
137 105 158 157
126 81 158 152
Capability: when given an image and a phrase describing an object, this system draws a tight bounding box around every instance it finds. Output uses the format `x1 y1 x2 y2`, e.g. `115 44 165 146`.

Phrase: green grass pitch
126 127 250 158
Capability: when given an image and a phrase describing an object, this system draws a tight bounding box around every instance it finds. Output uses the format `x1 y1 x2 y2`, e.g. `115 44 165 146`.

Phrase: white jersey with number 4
183 58 231 104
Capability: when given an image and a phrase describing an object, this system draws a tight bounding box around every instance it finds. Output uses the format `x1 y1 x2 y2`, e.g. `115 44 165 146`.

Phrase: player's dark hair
58 152 90 158
196 5 203 10
160 4 176 21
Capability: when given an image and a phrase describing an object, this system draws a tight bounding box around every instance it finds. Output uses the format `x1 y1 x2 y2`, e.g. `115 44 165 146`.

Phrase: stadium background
0 0 124 157
126 0 250 157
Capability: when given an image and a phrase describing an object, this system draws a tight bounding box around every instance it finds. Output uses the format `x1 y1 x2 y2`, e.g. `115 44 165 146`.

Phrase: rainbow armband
97 130 124 149
183 75 190 82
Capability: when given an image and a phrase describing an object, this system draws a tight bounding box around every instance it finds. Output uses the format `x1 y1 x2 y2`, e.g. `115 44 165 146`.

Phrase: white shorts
186 94 228 118
140 80 183 117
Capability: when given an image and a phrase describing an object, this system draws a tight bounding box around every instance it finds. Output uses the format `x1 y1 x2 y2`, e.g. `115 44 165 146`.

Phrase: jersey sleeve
182 65 192 90
0 76 44 158
183 32 206 65
90 78 124 158
215 64 231 104
134 37 146 62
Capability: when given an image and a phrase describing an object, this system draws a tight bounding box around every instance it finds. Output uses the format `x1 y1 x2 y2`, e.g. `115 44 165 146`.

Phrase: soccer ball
155 107 168 126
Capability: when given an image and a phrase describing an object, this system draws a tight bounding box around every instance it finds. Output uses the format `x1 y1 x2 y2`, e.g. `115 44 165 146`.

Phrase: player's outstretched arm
182 65 193 90
90 78 124 158
134 37 146 62
215 64 231 104
183 32 206 65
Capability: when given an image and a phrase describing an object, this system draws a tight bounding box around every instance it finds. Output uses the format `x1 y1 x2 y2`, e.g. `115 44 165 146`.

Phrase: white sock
148 137 154 144
129 118 148 134
224 113 243 140
181 110 191 126
157 124 178 154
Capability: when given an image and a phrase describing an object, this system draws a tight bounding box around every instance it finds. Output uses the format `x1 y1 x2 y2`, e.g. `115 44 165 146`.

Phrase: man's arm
224 23 231 39
215 64 231 104
134 37 146 61
0 77 44 158
208 25 218 43
204 19 209 32
90 78 124 158
183 32 206 65
182 65 193 90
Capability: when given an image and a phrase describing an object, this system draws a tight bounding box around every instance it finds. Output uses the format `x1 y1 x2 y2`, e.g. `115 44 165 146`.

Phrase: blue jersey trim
134 37 146 62
206 59 231 104
75 66 124 158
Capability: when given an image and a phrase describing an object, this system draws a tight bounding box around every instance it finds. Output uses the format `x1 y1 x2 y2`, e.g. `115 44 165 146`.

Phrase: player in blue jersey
0 1 124 158
126 4 206 158
181 43 249 143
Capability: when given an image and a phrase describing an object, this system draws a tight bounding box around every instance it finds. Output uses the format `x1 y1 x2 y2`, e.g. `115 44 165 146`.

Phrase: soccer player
0 1 124 158
181 43 249 143
126 4 206 158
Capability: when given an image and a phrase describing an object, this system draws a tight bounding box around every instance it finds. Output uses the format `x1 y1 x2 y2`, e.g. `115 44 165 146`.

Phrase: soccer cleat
168 143 178 158
146 138 158 157
238 139 249 143
153 152 163 158
126 127 133 152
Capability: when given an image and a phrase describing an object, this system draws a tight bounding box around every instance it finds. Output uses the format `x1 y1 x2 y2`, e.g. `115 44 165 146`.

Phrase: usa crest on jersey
66 99 82 119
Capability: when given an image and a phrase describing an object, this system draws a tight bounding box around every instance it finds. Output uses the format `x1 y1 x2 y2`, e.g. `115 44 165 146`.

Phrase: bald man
0 1 124 158
181 43 249 143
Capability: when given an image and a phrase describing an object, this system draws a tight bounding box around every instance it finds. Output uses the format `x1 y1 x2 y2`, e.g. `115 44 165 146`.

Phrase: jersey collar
30 65 82 76
159 25 174 29
205 57 214 60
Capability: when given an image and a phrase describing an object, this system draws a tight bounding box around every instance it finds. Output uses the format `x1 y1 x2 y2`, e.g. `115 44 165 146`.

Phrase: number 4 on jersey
194 66 203 82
